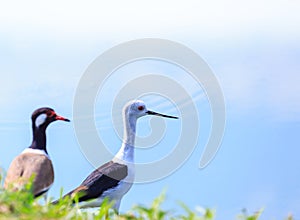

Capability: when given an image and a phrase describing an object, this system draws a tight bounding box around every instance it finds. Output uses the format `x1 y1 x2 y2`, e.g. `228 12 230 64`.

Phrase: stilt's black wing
54 161 128 203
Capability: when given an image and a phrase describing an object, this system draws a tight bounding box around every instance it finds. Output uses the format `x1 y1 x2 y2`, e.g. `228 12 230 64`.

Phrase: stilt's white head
124 100 178 120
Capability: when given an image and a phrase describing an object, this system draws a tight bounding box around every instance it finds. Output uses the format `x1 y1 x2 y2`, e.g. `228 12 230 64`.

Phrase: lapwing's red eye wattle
138 106 144 111
47 111 55 117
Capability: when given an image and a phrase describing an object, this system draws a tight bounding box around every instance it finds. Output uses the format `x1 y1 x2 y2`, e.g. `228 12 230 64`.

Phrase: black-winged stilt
53 100 178 211
4 107 70 197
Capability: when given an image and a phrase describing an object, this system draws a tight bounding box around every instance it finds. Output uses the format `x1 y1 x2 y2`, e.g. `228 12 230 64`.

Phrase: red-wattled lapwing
53 100 178 212
4 107 70 197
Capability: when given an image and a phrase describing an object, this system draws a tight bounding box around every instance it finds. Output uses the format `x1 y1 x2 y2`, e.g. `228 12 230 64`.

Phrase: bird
4 107 70 198
52 100 178 212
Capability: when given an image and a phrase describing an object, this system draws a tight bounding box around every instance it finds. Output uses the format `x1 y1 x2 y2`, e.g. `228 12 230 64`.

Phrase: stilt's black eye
138 106 144 111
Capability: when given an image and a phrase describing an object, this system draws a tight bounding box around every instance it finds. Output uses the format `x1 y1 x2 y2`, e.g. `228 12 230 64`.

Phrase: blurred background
0 1 299 219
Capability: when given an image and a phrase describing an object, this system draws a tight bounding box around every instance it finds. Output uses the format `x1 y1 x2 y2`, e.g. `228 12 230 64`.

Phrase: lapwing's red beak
55 115 71 122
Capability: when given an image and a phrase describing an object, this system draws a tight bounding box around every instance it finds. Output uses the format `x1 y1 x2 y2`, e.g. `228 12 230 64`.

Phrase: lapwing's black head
32 107 70 129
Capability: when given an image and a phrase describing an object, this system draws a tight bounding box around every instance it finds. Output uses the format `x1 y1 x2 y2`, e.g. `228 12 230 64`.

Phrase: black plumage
53 161 128 203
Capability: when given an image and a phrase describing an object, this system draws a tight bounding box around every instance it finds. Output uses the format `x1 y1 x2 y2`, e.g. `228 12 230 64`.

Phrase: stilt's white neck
123 112 137 147
114 112 137 163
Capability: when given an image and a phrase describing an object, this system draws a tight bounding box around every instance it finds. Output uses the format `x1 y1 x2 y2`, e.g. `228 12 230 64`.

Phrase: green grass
0 173 294 220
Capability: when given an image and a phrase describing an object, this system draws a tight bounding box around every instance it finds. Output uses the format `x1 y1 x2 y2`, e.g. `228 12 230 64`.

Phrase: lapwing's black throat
30 121 48 153
4 107 70 197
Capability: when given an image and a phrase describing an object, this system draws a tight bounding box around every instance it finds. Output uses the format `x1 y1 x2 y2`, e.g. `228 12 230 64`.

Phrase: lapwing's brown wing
4 152 54 197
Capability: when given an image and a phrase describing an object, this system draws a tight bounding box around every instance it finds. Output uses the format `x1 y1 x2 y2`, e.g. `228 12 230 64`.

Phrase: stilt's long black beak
146 110 178 119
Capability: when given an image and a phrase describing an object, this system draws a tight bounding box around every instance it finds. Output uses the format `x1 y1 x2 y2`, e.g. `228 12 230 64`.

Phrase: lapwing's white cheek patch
35 113 47 127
